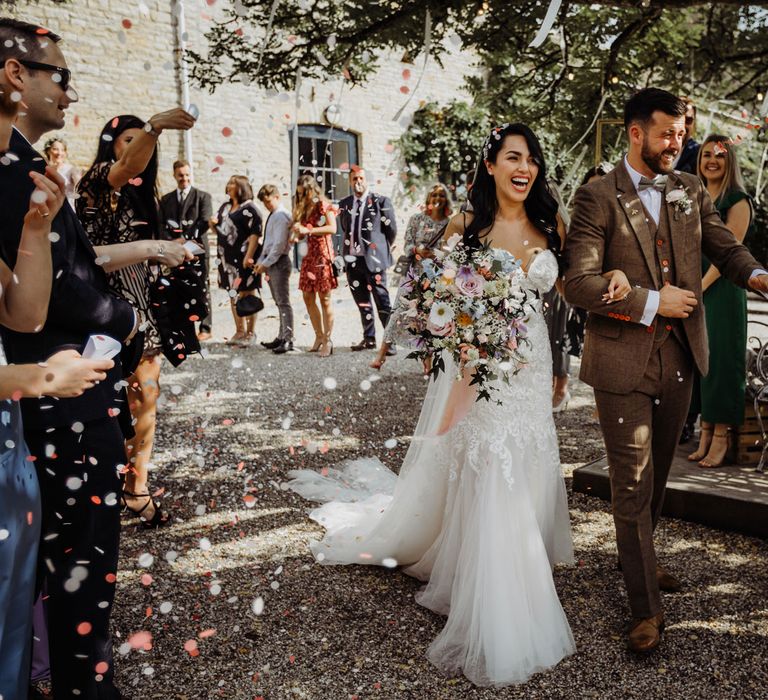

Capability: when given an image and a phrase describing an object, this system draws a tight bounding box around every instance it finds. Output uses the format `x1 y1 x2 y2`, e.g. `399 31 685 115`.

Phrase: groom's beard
641 140 678 175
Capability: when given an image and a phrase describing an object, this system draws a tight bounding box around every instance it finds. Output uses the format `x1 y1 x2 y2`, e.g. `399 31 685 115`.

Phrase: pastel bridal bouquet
396 233 535 402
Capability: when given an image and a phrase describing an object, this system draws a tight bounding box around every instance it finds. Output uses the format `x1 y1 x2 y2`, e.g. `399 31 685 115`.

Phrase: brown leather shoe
628 612 665 653
657 565 682 593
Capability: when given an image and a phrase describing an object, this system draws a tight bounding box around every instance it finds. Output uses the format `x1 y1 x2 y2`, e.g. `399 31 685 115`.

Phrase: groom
564 87 768 653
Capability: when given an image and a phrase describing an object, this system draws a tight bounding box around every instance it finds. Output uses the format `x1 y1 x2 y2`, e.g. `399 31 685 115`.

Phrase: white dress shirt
177 186 192 203
623 158 662 325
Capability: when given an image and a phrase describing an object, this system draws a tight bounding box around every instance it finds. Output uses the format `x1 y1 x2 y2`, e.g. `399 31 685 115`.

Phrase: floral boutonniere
666 186 693 219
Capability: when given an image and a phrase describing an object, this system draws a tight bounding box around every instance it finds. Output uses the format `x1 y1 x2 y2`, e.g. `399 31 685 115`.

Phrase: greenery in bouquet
398 234 536 402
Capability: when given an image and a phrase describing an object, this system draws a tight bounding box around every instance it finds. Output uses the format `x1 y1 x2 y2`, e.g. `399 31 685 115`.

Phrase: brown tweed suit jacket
564 161 761 394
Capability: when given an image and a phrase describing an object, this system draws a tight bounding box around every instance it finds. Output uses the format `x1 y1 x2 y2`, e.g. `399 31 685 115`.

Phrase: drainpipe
173 0 194 177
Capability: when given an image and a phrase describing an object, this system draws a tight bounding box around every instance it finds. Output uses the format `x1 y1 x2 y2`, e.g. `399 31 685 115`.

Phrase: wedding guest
0 18 147 698
255 183 294 354
338 167 397 351
371 183 451 369
0 72 101 700
293 174 338 357
674 97 700 174
687 135 753 467
77 111 194 528
42 135 80 206
159 159 214 340
211 175 263 346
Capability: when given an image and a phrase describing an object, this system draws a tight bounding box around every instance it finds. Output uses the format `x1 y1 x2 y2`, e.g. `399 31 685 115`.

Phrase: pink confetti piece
128 630 153 650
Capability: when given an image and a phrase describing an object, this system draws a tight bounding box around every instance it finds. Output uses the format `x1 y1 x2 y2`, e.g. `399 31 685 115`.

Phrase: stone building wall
10 0 478 229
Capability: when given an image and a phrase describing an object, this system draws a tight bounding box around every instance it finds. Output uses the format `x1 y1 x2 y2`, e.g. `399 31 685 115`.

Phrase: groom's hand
748 273 768 296
658 283 698 318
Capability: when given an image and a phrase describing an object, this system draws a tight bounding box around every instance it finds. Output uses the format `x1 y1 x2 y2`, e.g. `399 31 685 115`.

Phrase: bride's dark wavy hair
466 123 561 266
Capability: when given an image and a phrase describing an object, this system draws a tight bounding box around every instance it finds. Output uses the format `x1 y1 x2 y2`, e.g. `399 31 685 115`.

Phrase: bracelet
156 243 166 258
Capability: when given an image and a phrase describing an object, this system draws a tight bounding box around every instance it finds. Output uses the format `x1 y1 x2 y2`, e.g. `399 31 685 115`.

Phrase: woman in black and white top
210 174 263 347
77 108 195 528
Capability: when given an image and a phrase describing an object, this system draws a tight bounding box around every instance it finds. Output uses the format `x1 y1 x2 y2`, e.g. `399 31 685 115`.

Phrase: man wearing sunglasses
673 97 700 175
0 18 139 700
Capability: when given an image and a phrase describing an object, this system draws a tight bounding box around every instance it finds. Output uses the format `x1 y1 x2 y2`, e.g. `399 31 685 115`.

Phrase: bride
287 123 576 686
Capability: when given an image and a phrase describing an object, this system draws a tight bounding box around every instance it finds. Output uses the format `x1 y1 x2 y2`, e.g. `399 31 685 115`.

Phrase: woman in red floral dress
293 175 338 357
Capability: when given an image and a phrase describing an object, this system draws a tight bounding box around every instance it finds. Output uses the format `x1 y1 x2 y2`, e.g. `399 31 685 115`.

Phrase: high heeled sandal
552 391 571 413
698 429 731 469
121 491 170 529
319 339 334 358
308 338 323 353
687 426 712 462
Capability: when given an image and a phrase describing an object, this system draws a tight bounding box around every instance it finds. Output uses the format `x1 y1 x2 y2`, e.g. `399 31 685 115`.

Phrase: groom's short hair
624 88 686 131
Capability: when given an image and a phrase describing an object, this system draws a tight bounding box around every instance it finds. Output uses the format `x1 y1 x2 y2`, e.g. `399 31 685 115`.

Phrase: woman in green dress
688 135 754 468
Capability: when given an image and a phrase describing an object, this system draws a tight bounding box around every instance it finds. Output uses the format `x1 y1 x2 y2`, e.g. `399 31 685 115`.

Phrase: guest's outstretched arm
108 108 195 189
0 168 66 332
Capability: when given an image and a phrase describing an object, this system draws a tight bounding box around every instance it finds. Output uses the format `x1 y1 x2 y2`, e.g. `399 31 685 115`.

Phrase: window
291 125 359 202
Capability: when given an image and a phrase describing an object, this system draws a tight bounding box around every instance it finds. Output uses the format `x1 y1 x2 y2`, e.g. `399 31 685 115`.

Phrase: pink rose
454 266 485 298
427 320 456 337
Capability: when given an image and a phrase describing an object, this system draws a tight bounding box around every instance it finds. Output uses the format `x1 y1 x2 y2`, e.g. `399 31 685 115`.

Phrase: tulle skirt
287 338 575 686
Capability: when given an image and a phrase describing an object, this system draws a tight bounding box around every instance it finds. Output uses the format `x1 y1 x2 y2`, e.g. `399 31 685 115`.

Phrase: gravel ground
111 281 768 700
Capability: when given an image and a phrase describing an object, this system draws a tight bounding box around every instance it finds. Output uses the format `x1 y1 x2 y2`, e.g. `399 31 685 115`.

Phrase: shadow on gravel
110 350 768 700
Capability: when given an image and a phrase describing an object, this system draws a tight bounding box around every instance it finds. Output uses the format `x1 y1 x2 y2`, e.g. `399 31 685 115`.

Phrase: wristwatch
144 121 160 137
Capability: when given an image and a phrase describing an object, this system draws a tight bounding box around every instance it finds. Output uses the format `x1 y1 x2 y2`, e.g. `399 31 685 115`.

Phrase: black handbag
235 294 264 317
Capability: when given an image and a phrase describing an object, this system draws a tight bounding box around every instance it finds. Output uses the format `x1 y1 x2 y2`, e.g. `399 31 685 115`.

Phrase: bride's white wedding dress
287 248 575 687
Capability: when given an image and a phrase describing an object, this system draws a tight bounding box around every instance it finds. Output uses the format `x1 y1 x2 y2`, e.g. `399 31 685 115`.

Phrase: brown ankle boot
628 612 665 653
656 565 682 593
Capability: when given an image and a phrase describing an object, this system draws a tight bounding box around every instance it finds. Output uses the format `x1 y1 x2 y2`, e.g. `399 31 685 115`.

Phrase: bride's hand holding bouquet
397 233 536 402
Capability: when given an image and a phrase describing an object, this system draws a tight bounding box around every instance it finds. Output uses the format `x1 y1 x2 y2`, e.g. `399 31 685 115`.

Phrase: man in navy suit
0 18 139 699
337 167 398 351
674 98 700 175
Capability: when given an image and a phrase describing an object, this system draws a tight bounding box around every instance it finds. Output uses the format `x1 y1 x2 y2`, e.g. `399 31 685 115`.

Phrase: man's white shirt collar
624 156 649 192
178 186 192 199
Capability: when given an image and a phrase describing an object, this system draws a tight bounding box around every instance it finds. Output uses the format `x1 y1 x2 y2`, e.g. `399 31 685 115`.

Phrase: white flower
666 186 692 216
429 301 455 326
666 189 686 202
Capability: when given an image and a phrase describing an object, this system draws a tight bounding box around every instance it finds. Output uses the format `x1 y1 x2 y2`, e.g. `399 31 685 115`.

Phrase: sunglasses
18 59 75 95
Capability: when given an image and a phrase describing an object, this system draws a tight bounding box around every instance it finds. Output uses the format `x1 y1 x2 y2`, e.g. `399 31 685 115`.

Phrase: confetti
137 552 154 568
